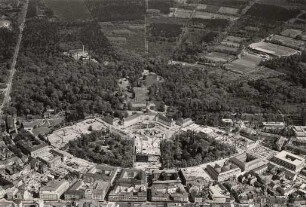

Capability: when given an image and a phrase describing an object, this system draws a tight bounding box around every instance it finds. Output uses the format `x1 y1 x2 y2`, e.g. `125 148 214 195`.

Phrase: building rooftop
292 126 306 137
180 168 209 182
207 162 240 174
273 150 305 166
17 140 48 153
66 180 84 192
262 122 285 127
41 179 69 192
209 183 230 197
117 169 146 184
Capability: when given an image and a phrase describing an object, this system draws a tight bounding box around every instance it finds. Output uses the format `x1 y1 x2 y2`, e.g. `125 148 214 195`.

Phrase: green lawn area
44 0 92 21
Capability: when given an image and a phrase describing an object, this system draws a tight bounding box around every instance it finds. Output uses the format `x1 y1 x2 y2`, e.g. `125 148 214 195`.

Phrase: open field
224 52 262 74
267 34 305 50
188 0 250 9
44 0 92 21
204 52 235 63
242 66 285 81
249 41 300 57
194 10 238 20
173 8 193 18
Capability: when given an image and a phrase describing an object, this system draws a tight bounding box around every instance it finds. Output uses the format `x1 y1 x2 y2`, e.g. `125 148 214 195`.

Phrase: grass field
44 0 92 21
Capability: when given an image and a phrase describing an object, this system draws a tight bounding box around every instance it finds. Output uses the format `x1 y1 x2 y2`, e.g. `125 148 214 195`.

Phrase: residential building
84 165 119 185
155 114 175 128
37 153 61 168
251 164 268 175
206 162 241 182
271 150 305 172
16 140 49 158
108 169 147 202
176 118 194 128
292 126 306 140
179 168 209 186
152 169 181 184
6 187 18 200
150 183 189 202
117 169 146 185
122 114 144 128
262 122 285 130
209 183 232 203
108 184 147 202
39 180 70 200
84 181 110 201
64 181 85 200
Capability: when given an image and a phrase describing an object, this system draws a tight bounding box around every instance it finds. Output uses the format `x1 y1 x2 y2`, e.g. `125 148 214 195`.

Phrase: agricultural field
100 21 146 55
147 17 187 58
190 18 230 30
258 0 306 10
188 0 249 9
148 0 173 14
194 10 238 20
203 52 235 63
244 66 285 81
224 52 262 74
229 16 284 43
44 0 92 21
173 8 193 18
149 23 183 39
148 40 176 58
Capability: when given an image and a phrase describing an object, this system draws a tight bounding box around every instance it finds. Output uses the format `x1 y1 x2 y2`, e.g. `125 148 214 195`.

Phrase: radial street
0 0 29 116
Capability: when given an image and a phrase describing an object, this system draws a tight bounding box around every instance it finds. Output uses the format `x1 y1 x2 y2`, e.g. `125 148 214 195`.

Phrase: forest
148 58 306 126
160 130 237 168
246 3 300 21
65 130 134 167
85 0 145 22
9 19 146 119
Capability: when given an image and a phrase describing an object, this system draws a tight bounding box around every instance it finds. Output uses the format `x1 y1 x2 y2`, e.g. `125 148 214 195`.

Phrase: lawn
44 0 92 21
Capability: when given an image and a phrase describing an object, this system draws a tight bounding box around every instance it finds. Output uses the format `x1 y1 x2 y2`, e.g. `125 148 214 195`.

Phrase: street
0 0 29 115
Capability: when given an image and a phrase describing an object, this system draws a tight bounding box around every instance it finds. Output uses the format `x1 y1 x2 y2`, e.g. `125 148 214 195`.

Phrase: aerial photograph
0 0 306 206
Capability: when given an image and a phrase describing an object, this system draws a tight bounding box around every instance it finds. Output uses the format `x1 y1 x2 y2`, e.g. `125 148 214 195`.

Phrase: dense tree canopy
148 60 306 126
66 130 134 167
160 130 237 168
10 20 146 118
